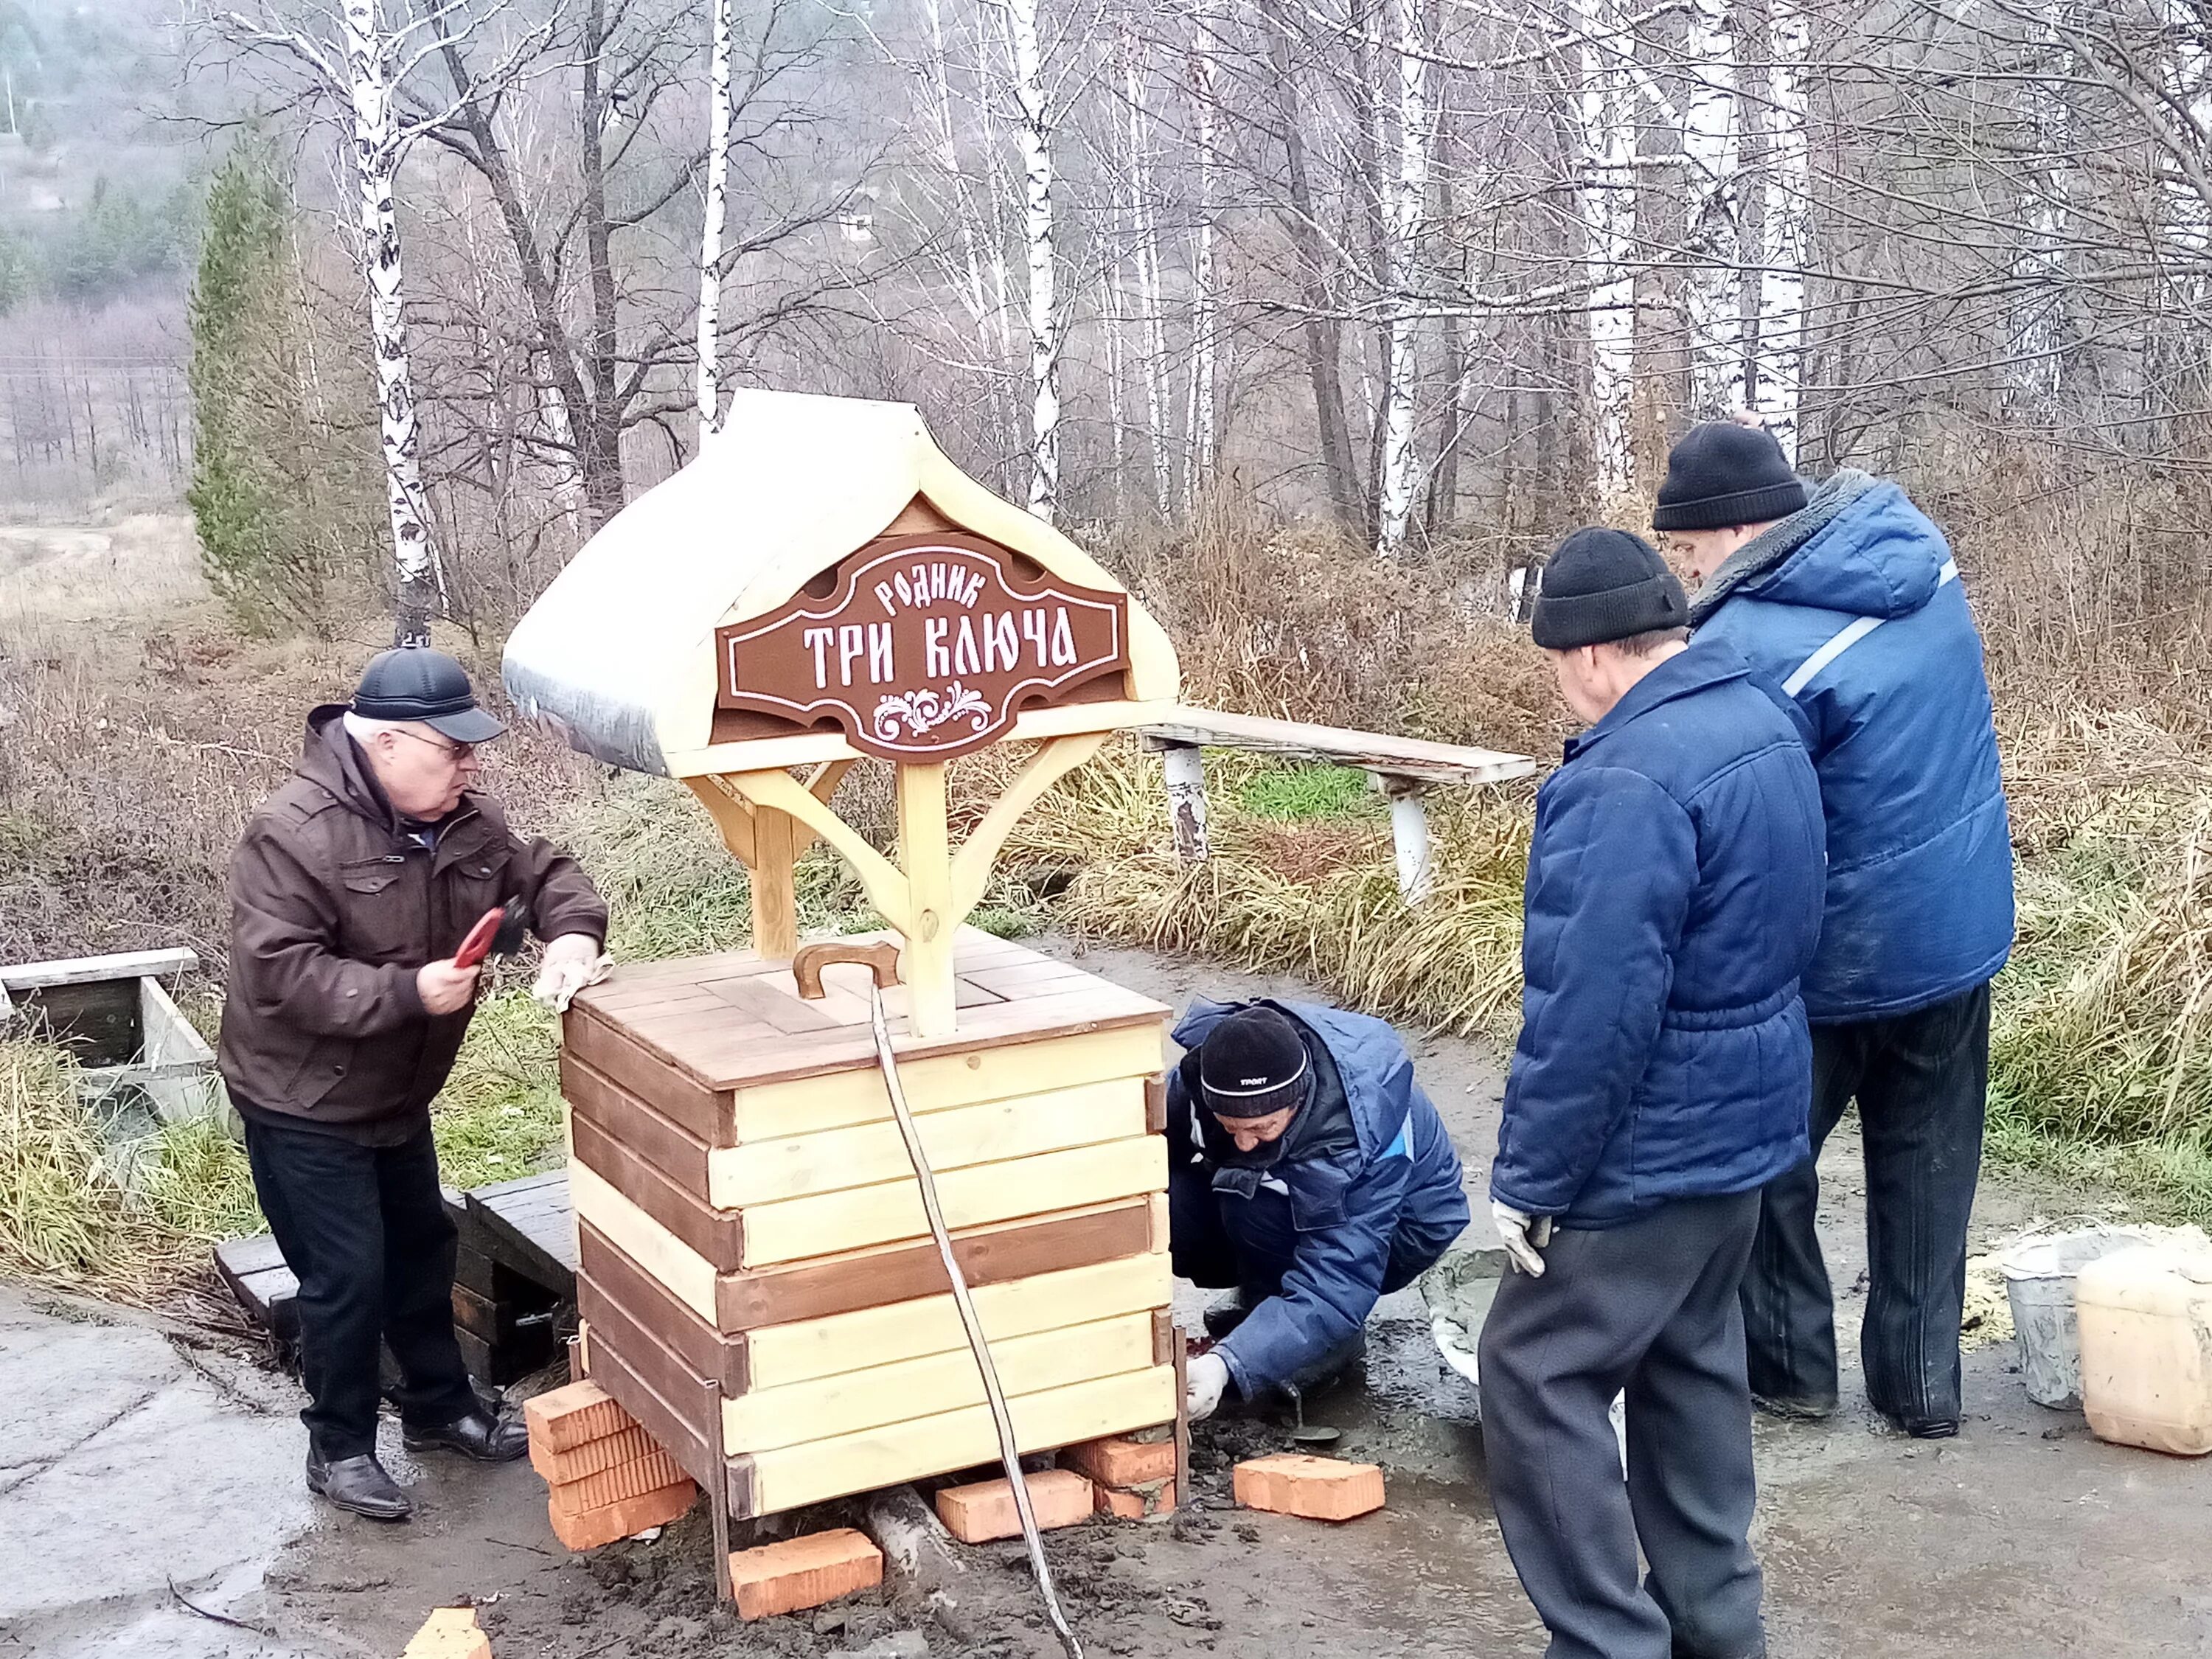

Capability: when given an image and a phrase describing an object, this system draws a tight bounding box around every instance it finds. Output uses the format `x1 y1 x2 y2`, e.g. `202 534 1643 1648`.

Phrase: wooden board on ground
465 1169 577 1292
214 1233 299 1343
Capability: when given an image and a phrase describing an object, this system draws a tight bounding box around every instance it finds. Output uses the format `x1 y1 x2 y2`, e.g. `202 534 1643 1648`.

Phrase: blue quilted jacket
1692 473 2015 1020
1491 642 1825 1227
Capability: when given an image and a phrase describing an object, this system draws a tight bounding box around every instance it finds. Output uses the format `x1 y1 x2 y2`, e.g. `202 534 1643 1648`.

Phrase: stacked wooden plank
525 1378 698 1549
560 927 1178 1523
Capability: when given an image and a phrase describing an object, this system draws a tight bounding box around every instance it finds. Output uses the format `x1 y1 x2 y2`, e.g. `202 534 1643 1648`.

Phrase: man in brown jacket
220 646 608 1520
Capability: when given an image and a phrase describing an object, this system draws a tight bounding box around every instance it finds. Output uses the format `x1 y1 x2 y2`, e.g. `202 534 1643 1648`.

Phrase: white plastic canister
2074 1242 2212 1458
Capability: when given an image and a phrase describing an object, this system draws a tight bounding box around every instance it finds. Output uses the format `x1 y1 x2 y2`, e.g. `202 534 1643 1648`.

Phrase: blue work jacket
1491 643 1826 1227
1167 998 1469 1395
1693 474 2015 1020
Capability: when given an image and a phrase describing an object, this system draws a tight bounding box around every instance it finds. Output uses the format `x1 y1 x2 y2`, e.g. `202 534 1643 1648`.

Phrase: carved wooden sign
715 532 1130 759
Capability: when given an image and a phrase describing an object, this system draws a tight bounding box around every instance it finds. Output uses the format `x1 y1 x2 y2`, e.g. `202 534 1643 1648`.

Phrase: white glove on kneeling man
1185 1351 1231 1422
1492 1200 1554 1277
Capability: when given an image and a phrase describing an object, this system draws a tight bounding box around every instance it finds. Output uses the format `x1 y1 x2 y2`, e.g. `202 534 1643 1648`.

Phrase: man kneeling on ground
1169 998 1470 1423
219 646 611 1522
1481 529 1826 1659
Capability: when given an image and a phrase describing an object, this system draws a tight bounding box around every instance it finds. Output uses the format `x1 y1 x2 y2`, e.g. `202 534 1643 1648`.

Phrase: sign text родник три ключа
714 532 1131 760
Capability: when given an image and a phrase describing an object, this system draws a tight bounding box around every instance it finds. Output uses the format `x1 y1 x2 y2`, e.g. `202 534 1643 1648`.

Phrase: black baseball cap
351 647 506 743
1199 1006 1312 1120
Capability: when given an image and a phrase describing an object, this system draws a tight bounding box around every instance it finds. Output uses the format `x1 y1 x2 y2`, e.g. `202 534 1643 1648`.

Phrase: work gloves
1492 1200 1554 1276
533 933 613 1012
1185 1351 1231 1422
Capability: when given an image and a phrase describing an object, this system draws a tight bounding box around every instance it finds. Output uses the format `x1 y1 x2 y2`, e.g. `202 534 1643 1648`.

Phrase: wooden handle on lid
791 940 902 1000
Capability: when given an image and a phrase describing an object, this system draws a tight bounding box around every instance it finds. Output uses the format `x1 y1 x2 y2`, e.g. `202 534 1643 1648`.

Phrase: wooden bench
1135 706 1536 902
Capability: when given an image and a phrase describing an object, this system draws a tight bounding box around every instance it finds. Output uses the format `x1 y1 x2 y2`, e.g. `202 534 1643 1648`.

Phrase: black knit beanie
1531 529 1688 650
1198 1006 1310 1120
1651 422 1809 532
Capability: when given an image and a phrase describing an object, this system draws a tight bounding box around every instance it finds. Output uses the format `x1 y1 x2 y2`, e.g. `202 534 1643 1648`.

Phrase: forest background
3 0 2211 1293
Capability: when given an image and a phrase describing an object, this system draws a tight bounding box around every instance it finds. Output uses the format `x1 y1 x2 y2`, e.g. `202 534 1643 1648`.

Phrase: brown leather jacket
218 707 608 1132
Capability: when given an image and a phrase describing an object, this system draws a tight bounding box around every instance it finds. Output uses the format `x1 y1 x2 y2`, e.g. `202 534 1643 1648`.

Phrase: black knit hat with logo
1651 422 1809 532
1198 1006 1311 1121
1530 528 1688 650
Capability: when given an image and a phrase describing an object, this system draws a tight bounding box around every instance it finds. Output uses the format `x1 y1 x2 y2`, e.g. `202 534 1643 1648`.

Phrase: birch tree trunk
1578 1 1637 504
1004 0 1059 521
698 0 733 437
1756 0 1811 455
1373 0 1430 556
1124 54 1173 518
344 0 442 646
1683 0 1744 416
1183 19 1219 508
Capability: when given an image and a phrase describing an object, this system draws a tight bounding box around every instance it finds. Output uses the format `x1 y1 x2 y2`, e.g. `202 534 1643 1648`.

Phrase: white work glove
1492 1201 1554 1277
1185 1351 1231 1423
532 933 612 1012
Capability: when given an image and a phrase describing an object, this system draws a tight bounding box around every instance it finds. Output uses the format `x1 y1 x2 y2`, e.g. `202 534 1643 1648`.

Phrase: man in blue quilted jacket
1655 422 2016 1439
1166 998 1470 1422
1481 527 1825 1659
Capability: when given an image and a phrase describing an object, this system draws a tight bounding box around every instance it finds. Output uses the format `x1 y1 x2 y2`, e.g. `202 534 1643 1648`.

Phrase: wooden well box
504 389 1189 1532
562 928 1175 1517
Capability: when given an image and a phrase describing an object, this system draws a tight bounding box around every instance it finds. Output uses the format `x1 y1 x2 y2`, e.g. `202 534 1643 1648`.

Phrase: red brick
730 1528 884 1621
934 1468 1095 1543
1060 1435 1175 1489
1232 1454 1384 1521
547 1445 692 1513
530 1421 672 1484
401 1607 491 1659
524 1380 634 1456
547 1478 696 1551
1095 1478 1176 1521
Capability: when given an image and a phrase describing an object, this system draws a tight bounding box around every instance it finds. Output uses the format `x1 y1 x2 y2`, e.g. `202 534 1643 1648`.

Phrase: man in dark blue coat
1655 422 2016 1439
1481 528 1825 1659
1166 998 1469 1422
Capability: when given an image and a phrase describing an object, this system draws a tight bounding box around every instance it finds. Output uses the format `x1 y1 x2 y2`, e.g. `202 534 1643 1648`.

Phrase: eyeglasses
393 728 477 762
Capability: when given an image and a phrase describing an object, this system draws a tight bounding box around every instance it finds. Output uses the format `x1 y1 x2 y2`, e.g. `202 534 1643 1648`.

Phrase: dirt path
7 940 2207 1658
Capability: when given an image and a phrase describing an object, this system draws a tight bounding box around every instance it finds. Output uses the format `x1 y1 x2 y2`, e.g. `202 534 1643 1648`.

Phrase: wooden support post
750 807 799 961
1172 1326 1192 1511
709 1378 734 1602
895 762 957 1039
1380 774 1432 903
1161 742 1209 864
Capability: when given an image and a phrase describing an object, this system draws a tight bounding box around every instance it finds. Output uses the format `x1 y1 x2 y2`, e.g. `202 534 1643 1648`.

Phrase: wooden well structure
502 389 1185 1523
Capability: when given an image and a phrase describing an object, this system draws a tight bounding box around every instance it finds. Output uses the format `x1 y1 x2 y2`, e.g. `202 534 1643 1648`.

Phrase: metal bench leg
1381 776 1432 903
1162 742 1211 864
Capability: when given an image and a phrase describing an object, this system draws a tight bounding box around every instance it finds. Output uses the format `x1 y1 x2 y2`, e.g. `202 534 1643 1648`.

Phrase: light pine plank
747 1365 1179 1515
570 1163 717 1323
745 1251 1171 1386
707 1077 1148 1207
739 1135 1166 1267
731 1023 1166 1141
722 1310 1157 1453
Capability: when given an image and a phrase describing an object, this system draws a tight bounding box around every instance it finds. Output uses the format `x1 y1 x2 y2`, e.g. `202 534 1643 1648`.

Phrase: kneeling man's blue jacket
1168 998 1469 1395
1491 641 1826 1228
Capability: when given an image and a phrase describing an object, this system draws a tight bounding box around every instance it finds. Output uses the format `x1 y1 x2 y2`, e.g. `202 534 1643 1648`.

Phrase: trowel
1283 1382 1340 1447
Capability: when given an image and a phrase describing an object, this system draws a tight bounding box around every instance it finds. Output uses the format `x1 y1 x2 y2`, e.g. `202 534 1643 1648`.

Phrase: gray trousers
1479 1192 1765 1659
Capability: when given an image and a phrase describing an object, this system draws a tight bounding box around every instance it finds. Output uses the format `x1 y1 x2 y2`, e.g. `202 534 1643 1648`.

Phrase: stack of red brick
524 1379 697 1550
1061 1427 1178 1522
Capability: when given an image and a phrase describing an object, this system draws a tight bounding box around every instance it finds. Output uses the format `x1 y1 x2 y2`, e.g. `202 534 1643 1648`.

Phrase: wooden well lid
566 928 1167 1093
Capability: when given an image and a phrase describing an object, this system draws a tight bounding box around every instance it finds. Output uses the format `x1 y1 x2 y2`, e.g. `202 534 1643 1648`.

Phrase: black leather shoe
1203 1294 1253 1340
1751 1391 1837 1422
305 1450 412 1521
403 1408 529 1462
1885 1412 1959 1440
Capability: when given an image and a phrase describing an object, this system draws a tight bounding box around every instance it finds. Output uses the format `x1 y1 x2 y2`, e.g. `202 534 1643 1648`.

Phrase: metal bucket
2000 1228 2150 1410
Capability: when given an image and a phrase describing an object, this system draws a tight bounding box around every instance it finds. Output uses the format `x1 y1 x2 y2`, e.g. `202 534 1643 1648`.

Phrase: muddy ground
7 942 2209 1658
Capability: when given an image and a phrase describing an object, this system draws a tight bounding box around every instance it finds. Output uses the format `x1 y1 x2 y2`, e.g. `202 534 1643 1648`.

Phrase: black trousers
1480 1192 1765 1659
243 1114 478 1461
1738 981 1991 1430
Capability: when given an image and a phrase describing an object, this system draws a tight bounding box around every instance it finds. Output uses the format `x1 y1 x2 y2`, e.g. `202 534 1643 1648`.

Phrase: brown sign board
715 532 1130 760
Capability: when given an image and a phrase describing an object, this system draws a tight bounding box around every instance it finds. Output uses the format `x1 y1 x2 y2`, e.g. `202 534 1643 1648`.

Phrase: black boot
305 1450 413 1521
403 1408 529 1462
1203 1293 1254 1340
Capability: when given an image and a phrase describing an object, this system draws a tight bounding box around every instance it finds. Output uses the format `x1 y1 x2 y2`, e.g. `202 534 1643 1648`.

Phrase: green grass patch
1236 763 1377 822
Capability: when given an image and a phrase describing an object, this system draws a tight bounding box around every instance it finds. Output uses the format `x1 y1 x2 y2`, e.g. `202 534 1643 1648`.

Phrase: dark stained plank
466 1169 577 1292
563 1051 713 1192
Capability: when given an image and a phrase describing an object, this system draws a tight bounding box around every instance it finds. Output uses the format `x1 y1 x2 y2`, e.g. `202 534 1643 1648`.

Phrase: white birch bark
1373 0 1430 556
1578 0 1637 504
344 0 442 644
1125 56 1173 518
697 0 733 437
1183 21 1219 508
1682 0 1743 416
1756 0 1810 456
1004 0 1059 521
